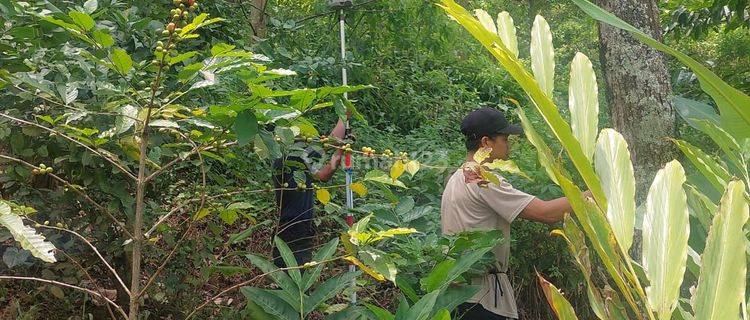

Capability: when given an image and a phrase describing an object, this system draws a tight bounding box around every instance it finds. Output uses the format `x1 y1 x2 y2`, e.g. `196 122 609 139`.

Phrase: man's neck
465 152 475 164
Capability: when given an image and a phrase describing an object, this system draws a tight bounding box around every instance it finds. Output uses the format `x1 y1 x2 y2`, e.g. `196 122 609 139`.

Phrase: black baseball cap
460 107 523 139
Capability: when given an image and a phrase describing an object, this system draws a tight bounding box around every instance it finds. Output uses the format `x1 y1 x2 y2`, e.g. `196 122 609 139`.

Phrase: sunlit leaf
496 12 519 58
643 160 689 320
390 160 405 181
594 129 635 252
531 15 555 97
316 188 331 205
484 159 531 180
538 273 580 320
672 139 730 194
474 9 497 34
0 201 56 263
110 48 133 75
472 147 492 164
68 11 94 31
693 180 748 320
344 256 385 282
569 52 599 162
405 160 420 177
351 182 368 197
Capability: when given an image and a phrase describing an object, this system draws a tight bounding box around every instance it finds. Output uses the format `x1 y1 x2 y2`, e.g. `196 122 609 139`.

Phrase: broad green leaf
421 259 455 292
304 271 361 315
244 300 279 320
433 309 451 320
496 12 519 58
218 210 238 225
83 0 98 13
245 254 298 295
439 1 606 206
68 11 94 31
390 160 405 180
227 220 272 245
693 180 748 320
365 303 394 320
531 15 555 97
110 48 132 75
91 29 113 47
673 97 720 128
403 290 440 320
233 110 258 146
474 10 497 34
0 202 56 263
691 119 746 172
316 188 331 205
273 236 301 283
569 52 599 162
571 0 750 141
643 160 689 320
239 287 300 320
594 129 635 252
538 273 579 320
300 238 339 291
673 139 730 194
434 285 482 314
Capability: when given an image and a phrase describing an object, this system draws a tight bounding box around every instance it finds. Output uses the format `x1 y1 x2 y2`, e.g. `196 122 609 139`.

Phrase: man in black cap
442 107 579 320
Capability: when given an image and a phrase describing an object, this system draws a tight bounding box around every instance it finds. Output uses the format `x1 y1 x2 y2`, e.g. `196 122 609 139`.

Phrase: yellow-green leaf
390 160 405 180
673 139 730 194
569 52 599 162
484 159 531 180
351 182 368 197
344 256 385 282
643 160 689 320
474 10 496 34
538 273 580 320
480 170 501 186
193 208 210 221
496 12 519 58
472 147 492 164
693 180 748 320
531 15 555 97
316 188 331 205
405 160 420 177
594 129 635 252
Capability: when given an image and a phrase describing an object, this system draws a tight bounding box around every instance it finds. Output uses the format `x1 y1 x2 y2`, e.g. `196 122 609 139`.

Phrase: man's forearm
330 118 346 140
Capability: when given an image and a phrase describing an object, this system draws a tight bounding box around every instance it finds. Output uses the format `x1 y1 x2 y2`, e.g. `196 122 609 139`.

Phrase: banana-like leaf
594 129 635 252
552 216 608 319
496 12 519 58
531 15 555 97
537 272 580 320
571 0 750 141
643 160 689 320
240 287 300 320
693 180 748 320
304 271 361 315
673 139 730 194
691 119 747 174
474 9 497 34
439 0 606 208
0 202 56 263
569 52 599 162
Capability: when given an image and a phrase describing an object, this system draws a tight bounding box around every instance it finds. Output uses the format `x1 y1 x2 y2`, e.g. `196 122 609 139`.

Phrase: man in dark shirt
272 118 345 267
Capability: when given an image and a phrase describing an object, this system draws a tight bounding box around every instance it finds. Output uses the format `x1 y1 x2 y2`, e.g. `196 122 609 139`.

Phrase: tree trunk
249 0 268 39
595 0 678 257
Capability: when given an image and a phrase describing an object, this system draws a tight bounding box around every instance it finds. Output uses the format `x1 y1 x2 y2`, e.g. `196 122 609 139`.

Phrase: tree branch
0 276 128 319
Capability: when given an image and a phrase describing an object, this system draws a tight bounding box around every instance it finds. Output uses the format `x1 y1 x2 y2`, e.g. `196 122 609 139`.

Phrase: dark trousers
453 303 512 320
272 217 314 268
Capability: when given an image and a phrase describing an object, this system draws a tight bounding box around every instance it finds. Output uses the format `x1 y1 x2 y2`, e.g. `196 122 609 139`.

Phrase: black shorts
453 303 513 320
272 216 315 268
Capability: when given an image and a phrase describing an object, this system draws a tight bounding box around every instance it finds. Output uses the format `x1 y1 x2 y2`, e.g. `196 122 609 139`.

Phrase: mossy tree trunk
595 0 679 257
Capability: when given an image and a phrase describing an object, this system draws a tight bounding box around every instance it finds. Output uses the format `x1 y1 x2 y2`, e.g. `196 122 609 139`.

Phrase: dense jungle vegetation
0 0 748 319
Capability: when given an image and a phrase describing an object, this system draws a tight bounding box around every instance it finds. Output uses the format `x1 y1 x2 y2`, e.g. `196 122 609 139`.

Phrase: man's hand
330 150 343 170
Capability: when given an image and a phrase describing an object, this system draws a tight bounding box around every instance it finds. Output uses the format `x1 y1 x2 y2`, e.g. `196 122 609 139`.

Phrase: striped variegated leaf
594 129 635 252
531 15 555 97
643 160 689 320
692 180 748 320
569 52 599 162
496 11 518 58
0 201 57 263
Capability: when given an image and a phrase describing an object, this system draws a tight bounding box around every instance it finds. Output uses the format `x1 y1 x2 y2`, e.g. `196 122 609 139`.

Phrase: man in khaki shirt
442 108 576 320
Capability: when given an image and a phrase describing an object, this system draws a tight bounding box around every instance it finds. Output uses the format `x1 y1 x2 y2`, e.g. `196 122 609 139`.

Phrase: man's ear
480 136 491 148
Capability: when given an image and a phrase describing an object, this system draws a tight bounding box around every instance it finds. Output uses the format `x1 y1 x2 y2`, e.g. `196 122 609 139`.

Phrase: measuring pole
338 8 357 305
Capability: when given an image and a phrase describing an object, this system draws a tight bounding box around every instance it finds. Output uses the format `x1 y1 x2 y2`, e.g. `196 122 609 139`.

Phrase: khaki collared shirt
441 164 535 319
